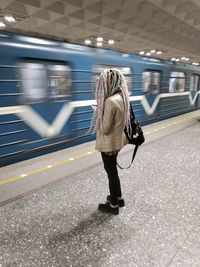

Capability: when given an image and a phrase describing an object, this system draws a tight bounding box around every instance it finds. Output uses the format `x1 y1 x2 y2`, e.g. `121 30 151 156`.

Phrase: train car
0 32 200 167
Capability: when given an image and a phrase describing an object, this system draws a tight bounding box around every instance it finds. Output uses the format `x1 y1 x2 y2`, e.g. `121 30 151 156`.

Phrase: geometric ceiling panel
66 0 82 8
4 1 28 16
86 2 103 14
45 1 64 14
34 10 50 20
69 10 85 20
55 16 69 25
17 0 41 7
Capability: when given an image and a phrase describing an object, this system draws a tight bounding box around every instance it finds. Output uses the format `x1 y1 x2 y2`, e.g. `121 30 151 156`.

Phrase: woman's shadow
47 210 114 266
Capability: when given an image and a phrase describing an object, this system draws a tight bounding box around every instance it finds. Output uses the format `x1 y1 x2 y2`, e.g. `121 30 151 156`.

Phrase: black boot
106 195 125 207
98 202 119 215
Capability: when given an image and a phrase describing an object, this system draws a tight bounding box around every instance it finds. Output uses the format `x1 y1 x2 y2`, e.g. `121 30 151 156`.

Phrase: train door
190 74 200 109
142 70 161 117
18 61 71 148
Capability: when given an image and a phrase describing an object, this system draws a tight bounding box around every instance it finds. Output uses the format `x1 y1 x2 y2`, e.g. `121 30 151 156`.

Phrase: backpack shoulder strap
130 102 135 119
117 145 138 169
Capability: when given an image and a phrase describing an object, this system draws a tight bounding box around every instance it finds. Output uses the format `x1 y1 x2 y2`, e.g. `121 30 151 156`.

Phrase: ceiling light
85 39 91 45
192 62 199 65
171 58 176 61
97 37 103 42
0 22 6 27
5 16 15 22
185 58 190 61
181 57 186 60
146 52 151 56
108 39 114 44
139 51 145 55
97 42 102 47
175 58 180 62
156 51 162 55
151 50 156 53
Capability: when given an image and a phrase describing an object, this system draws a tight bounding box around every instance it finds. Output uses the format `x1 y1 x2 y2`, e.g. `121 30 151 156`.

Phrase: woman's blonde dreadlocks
88 68 131 135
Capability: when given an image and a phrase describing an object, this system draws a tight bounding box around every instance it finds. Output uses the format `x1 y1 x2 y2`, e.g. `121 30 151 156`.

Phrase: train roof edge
0 31 200 70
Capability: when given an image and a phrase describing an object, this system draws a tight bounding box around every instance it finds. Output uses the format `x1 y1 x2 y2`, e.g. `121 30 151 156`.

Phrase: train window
142 71 160 94
190 74 199 91
20 63 47 100
169 72 185 93
92 65 132 93
19 62 71 102
47 64 71 98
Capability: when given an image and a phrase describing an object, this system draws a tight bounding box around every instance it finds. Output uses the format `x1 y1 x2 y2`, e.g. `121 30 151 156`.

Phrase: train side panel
0 33 200 166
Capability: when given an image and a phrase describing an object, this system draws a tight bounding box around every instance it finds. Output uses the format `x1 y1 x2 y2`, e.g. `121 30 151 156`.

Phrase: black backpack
117 103 145 169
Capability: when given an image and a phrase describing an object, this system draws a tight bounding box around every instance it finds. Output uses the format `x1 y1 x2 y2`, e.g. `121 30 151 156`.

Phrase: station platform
0 110 200 267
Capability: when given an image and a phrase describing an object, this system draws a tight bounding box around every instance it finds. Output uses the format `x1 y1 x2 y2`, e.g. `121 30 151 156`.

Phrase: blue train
0 32 200 166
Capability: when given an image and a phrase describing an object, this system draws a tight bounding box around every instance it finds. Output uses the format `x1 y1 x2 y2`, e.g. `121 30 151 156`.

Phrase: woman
90 69 131 215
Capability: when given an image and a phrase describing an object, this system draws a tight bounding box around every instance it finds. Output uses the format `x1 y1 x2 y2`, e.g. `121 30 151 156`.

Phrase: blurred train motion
0 32 200 166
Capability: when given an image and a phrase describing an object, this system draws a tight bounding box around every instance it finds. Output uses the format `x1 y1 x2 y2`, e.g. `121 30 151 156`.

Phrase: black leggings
101 152 122 205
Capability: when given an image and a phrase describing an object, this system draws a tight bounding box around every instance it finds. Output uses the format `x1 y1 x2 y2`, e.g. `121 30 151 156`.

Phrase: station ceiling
1 0 200 63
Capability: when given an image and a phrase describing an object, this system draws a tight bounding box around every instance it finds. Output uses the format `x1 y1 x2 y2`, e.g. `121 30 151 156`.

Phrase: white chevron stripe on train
0 92 199 138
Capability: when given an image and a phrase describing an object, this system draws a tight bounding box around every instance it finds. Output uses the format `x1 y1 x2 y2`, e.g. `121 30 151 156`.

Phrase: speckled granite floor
0 122 200 267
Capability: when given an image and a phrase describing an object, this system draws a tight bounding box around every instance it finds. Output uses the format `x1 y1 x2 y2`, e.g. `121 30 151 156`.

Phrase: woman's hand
91 105 97 111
